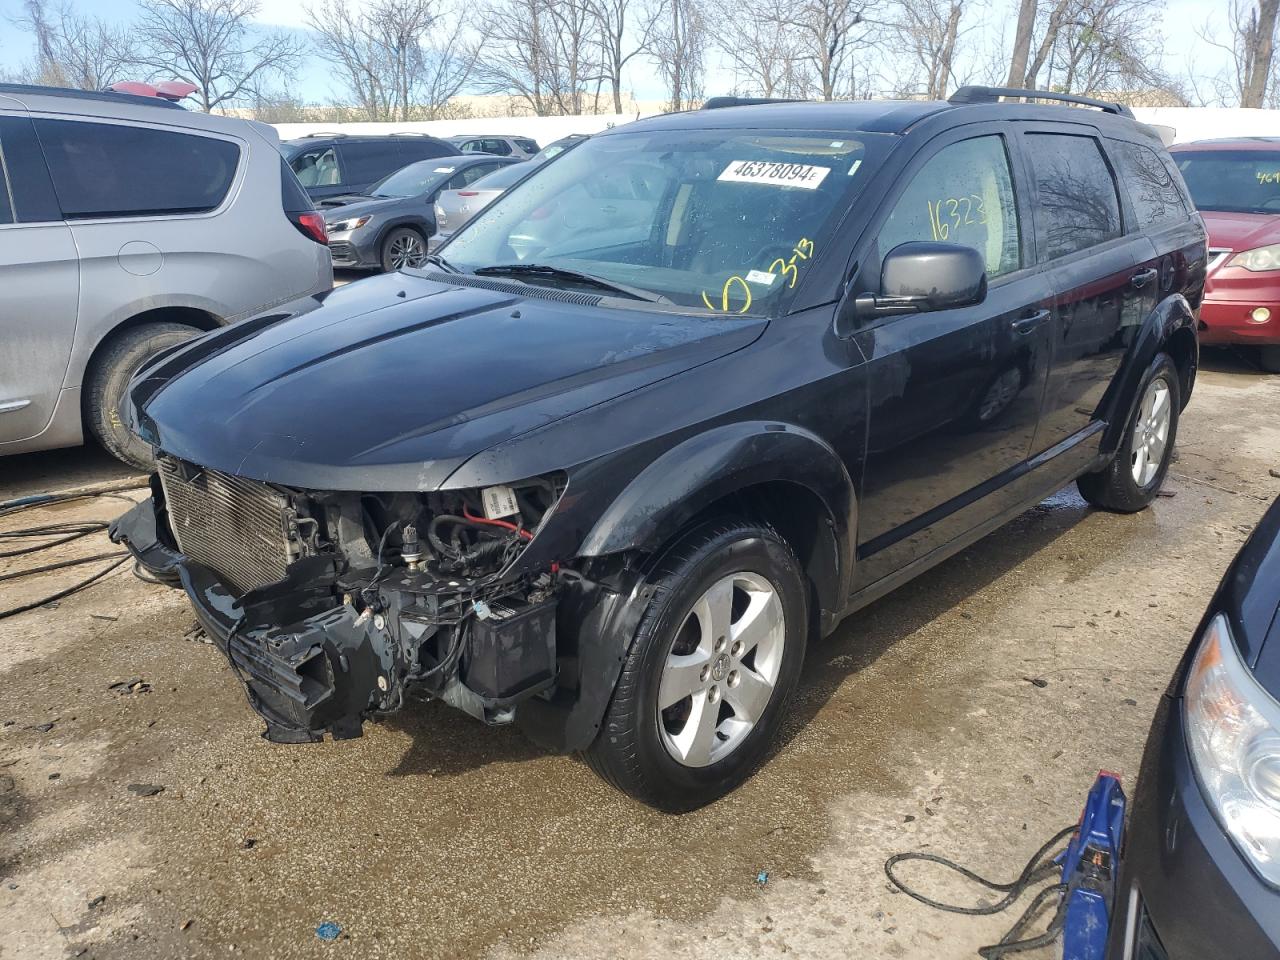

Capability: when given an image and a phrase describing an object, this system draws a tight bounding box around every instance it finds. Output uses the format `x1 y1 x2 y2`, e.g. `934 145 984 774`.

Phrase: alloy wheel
657 572 786 768
1131 376 1171 487
388 233 427 269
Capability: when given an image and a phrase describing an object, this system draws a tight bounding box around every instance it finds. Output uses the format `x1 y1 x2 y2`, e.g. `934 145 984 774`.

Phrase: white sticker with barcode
481 485 520 519
718 160 830 190
745 270 778 285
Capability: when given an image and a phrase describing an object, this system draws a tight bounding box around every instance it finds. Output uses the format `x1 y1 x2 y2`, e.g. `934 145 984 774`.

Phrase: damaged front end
110 457 565 743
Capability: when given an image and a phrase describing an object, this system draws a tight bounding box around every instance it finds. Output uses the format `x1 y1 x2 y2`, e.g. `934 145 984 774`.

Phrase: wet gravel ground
1 350 1278 960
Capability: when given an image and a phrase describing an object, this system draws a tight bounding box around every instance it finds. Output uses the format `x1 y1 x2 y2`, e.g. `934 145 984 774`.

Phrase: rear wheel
585 519 807 811
85 323 201 471
1259 345 1280 373
380 227 428 272
1077 353 1180 512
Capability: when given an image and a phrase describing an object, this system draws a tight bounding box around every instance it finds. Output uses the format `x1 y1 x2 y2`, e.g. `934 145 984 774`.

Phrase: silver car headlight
1185 612 1280 886
328 216 370 233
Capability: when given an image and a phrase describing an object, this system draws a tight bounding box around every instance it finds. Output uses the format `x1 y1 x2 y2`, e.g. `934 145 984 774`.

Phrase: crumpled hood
133 273 764 491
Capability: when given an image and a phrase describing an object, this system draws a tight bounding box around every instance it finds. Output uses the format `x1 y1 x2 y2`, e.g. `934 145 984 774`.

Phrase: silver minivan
0 83 333 469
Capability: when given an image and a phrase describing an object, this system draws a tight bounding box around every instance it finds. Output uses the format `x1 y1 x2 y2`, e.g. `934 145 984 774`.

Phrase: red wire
462 505 533 540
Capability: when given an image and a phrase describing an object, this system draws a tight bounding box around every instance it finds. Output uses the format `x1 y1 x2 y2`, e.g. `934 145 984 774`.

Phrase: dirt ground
1 350 1277 960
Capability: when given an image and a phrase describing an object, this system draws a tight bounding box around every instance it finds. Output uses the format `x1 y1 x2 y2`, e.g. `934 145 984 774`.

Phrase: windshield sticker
434 167 455 173
701 238 816 313
718 160 830 190
1257 171 1280 184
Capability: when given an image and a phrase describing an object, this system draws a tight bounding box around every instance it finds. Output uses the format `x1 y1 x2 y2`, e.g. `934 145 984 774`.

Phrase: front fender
1100 293 1197 456
579 421 857 604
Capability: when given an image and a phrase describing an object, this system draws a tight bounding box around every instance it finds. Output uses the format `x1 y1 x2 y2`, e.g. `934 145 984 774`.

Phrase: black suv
113 89 1206 811
281 132 460 201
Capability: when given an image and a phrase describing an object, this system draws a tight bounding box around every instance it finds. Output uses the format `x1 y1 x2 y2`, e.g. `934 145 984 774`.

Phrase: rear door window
0 145 13 224
1112 140 1185 228
290 146 341 187
1024 133 1122 261
34 118 240 219
338 140 404 185
877 135 1022 279
482 139 512 156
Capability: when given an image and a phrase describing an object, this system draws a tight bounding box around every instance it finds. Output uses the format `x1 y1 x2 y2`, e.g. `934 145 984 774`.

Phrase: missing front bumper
110 496 558 744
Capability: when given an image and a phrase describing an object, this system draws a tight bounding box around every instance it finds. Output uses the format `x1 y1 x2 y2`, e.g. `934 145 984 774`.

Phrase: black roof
0 82 185 110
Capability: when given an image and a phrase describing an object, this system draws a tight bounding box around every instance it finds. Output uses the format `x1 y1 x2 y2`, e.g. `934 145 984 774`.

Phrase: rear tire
1077 353 1180 513
380 227 428 272
85 323 200 471
585 519 808 812
1259 345 1280 373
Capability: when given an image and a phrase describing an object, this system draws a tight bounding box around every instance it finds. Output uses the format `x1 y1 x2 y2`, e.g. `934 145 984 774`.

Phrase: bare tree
133 0 302 112
478 0 602 114
1005 0 1035 87
714 0 813 99
587 0 659 113
891 0 967 99
1241 0 1280 107
775 0 879 101
648 0 709 110
309 0 479 120
16 0 136 89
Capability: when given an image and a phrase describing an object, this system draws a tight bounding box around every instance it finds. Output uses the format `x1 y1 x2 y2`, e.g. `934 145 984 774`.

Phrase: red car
1171 139 1280 372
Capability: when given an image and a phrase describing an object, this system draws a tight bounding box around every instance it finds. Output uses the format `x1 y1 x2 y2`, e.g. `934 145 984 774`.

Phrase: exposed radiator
157 457 294 594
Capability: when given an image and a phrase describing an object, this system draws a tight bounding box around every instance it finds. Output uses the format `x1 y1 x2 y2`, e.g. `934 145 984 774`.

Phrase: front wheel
1077 353 1181 512
585 519 808 812
380 227 428 272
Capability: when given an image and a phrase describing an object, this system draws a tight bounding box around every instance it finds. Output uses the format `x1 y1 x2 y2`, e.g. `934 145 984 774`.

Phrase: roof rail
302 131 348 138
948 86 1134 118
701 96 804 110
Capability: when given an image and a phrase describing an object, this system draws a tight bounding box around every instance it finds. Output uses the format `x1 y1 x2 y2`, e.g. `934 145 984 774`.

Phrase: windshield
466 162 531 191
370 160 463 198
1175 150 1280 215
441 129 889 314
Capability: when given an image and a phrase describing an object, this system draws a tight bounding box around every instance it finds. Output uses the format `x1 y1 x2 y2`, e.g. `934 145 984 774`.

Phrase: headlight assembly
1185 612 1280 886
1227 243 1280 272
328 216 370 233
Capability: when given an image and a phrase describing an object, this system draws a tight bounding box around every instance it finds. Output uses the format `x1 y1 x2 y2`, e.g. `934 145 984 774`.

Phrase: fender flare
579 420 858 612
1100 292 1197 457
375 216 434 253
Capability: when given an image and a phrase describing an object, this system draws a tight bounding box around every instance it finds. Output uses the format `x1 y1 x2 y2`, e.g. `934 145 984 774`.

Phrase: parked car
0 82 332 470
282 133 460 202
112 89 1204 811
1170 139 1280 371
447 134 540 159
431 135 587 251
1109 494 1280 959
321 155 520 272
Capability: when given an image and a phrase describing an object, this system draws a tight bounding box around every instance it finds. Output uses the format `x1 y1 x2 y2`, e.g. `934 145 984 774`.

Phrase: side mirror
854 242 988 320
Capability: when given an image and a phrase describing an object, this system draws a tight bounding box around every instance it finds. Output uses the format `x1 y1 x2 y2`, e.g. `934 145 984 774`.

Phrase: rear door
0 112 79 445
1020 127 1147 454
853 127 1053 586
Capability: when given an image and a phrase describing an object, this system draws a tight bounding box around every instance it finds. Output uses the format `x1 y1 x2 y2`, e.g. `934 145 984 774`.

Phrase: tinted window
463 162 503 184
0 150 14 225
1113 140 1185 228
1025 134 1122 261
291 146 340 187
35 118 239 219
469 162 530 190
482 138 512 156
280 158 314 214
878 135 1021 279
1173 149 1280 215
459 139 484 154
398 138 455 162
339 140 404 184
0 115 60 222
515 138 539 154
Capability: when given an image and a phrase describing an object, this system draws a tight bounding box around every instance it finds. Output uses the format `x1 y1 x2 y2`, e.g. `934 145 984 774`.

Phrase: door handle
1011 309 1050 334
1130 268 1158 289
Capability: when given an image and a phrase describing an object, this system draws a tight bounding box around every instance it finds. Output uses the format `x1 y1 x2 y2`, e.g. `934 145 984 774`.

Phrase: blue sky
0 0 1231 107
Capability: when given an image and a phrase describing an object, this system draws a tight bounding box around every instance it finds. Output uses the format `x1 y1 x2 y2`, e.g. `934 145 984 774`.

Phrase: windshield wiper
473 263 666 302
425 254 459 273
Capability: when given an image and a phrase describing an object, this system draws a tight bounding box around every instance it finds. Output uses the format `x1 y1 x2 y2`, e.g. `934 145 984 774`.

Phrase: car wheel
1259 345 1280 373
1077 353 1181 513
380 227 428 272
585 519 807 812
85 323 201 471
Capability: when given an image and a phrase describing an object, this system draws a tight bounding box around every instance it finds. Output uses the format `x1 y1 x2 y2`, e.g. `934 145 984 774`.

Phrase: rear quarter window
1111 140 1186 228
34 118 240 219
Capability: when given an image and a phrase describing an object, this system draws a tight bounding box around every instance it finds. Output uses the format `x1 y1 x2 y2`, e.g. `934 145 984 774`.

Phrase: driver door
852 129 1053 588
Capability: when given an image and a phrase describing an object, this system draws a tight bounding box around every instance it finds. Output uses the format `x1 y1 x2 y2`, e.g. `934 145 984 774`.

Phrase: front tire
85 323 200 471
586 519 808 812
1077 353 1180 512
380 227 428 272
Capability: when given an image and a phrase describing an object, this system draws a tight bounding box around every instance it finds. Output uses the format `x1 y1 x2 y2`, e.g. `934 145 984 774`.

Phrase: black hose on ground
884 822 1077 959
